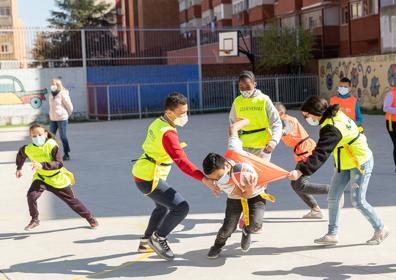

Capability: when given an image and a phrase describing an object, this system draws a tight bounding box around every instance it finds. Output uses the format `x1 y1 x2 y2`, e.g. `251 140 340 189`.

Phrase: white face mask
240 89 255 98
50 85 58 92
338 86 349 96
174 114 188 127
306 117 320 126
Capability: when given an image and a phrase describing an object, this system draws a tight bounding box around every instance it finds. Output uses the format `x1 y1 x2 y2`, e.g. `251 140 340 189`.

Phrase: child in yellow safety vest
274 102 329 219
202 119 288 259
16 123 98 231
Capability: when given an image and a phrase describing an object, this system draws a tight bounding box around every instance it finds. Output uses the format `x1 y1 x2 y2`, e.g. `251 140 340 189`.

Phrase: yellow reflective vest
321 111 372 171
132 118 176 184
24 139 72 188
233 92 272 149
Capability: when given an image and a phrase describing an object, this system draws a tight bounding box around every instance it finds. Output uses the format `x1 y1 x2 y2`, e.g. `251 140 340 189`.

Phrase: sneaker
63 154 70 161
302 209 323 219
87 217 99 229
241 228 251 252
24 219 40 231
366 227 390 245
314 234 339 245
148 232 174 260
238 216 245 230
138 237 154 253
207 245 222 259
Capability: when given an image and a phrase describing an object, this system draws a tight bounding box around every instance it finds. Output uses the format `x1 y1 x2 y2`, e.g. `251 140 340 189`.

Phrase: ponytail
29 123 58 143
301 96 339 118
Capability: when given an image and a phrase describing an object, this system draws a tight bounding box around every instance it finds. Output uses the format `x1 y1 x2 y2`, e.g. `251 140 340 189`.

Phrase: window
232 0 248 14
0 7 10 17
350 2 362 19
350 0 378 19
381 0 396 7
341 6 349 24
0 43 12 54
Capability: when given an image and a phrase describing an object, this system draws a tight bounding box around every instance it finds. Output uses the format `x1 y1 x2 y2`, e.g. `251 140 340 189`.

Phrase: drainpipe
348 0 352 56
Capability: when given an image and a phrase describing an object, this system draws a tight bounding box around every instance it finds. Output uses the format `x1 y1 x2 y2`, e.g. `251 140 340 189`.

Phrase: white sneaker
302 209 323 219
314 234 339 245
366 227 390 245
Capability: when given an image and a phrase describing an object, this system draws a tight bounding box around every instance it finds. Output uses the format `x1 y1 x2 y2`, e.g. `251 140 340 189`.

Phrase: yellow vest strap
389 117 393 132
241 199 250 226
240 193 276 227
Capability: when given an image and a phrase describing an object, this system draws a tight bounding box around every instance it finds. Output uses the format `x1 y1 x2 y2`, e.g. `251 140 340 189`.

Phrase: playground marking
71 252 152 280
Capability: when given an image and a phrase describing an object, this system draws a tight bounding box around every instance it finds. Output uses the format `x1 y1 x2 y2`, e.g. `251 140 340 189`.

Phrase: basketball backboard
219 31 239 57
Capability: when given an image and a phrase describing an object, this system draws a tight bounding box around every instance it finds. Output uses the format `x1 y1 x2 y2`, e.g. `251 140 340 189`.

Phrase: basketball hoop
219 32 239 57
219 49 232 55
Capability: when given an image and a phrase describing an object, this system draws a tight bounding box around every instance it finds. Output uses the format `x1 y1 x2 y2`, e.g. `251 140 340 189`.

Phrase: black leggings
386 120 396 167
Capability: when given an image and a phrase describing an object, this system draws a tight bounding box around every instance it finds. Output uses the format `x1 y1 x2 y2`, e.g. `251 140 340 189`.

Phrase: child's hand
288 170 302 181
263 142 276 154
31 161 43 171
202 177 221 197
16 170 23 178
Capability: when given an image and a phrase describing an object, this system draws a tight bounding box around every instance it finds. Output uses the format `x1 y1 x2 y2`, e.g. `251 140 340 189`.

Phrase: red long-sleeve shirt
134 130 204 182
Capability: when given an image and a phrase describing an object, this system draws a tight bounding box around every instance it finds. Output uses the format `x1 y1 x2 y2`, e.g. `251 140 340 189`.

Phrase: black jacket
296 122 342 176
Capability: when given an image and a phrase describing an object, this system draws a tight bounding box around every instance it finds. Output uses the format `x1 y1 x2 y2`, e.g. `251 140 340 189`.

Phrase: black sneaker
241 228 251 252
63 154 70 161
24 219 40 231
138 237 154 253
148 232 174 260
207 245 222 259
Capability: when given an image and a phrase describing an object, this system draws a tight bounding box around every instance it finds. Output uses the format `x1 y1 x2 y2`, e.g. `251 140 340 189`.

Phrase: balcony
274 0 302 16
179 9 188 24
249 4 274 24
213 0 232 6
188 5 202 20
201 0 213 12
232 11 249 26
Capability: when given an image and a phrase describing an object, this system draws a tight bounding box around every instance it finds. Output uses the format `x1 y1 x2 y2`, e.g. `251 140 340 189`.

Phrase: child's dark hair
29 123 56 140
340 77 351 86
300 96 339 119
164 92 187 111
202 153 226 175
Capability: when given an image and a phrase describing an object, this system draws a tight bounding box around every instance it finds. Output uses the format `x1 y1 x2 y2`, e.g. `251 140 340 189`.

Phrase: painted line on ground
71 252 153 280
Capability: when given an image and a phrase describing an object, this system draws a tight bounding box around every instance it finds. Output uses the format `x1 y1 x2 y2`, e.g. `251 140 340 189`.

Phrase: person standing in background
383 85 396 174
49 79 73 161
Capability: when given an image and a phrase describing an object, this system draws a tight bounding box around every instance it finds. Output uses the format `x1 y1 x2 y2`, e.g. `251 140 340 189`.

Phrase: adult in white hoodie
48 79 73 160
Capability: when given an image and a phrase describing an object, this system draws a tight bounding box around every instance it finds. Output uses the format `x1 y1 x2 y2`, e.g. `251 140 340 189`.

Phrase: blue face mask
217 171 230 186
32 135 46 146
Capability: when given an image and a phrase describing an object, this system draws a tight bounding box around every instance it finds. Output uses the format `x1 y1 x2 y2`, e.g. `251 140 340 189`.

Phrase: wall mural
319 53 396 110
0 75 47 109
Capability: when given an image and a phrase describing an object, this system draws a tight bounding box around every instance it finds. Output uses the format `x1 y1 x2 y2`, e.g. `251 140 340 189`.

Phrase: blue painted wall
87 65 199 115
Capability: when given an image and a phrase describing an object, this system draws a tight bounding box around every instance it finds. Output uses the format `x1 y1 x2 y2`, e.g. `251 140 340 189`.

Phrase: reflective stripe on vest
330 95 357 121
385 88 396 132
233 92 271 149
24 139 71 188
321 111 371 171
132 118 177 192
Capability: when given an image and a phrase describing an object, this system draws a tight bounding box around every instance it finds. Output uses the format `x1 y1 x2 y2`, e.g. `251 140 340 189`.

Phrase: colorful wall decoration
0 67 87 126
319 53 396 110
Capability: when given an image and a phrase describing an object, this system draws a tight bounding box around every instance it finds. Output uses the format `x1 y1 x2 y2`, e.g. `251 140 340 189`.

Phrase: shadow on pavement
0 226 88 241
252 261 396 280
1 243 372 279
